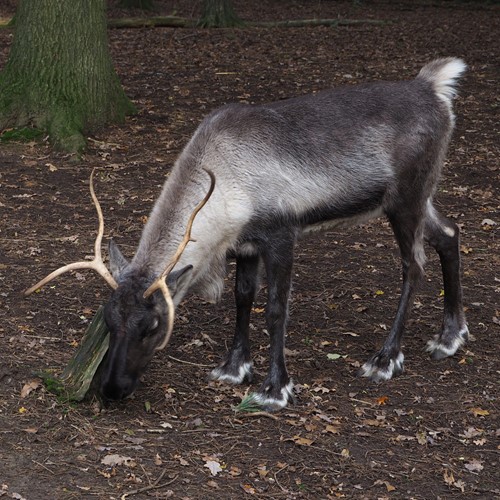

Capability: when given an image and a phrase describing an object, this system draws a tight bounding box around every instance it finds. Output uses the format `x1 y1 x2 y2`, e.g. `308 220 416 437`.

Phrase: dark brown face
100 276 168 400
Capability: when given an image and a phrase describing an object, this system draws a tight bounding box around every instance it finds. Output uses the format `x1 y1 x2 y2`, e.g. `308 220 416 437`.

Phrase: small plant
234 393 263 413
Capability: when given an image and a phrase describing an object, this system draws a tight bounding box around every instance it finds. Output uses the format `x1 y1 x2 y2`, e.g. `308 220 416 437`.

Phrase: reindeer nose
101 376 136 401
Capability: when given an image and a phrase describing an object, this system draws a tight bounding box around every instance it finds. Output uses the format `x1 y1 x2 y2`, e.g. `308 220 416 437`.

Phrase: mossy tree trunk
0 0 136 152
198 0 243 28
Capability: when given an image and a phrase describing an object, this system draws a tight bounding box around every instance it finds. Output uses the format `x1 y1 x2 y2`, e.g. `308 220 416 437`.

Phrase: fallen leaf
228 465 242 476
443 469 455 486
291 435 314 446
257 465 268 478
470 408 490 417
241 483 256 495
20 379 42 398
204 460 223 476
454 479 466 493
394 434 416 442
377 396 389 405
374 479 396 492
416 431 427 445
101 454 136 467
327 353 346 360
324 424 340 434
464 459 484 472
362 418 385 427
460 427 483 439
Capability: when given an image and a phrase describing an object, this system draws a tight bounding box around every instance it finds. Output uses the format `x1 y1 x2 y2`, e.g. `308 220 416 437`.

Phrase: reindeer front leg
247 231 296 411
209 254 260 384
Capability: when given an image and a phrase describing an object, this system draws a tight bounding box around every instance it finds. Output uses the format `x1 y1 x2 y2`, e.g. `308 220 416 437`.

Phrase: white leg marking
249 380 294 411
360 352 405 381
443 225 456 237
209 361 253 385
426 325 469 357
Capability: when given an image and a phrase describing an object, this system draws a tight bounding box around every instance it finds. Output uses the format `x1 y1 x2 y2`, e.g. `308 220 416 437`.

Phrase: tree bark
198 0 243 28
0 0 135 152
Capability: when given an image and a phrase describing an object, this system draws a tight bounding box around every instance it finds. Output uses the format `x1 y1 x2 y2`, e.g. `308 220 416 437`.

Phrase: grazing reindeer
26 58 469 410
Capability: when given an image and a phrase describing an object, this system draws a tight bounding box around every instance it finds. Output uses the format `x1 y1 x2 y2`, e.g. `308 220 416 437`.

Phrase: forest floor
0 1 499 499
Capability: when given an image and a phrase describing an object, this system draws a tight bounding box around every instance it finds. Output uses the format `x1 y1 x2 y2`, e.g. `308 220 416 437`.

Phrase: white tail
418 57 467 104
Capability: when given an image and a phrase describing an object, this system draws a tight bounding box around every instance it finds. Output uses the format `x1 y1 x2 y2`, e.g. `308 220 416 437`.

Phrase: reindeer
25 58 469 410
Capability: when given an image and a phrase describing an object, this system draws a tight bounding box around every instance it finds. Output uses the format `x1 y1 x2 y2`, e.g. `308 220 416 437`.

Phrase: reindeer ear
108 239 129 280
166 265 193 304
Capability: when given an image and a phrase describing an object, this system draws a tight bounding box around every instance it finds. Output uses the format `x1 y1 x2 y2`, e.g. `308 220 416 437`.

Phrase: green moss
0 127 43 142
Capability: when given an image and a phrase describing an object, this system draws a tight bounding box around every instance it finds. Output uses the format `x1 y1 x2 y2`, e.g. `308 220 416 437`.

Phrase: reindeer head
25 169 215 401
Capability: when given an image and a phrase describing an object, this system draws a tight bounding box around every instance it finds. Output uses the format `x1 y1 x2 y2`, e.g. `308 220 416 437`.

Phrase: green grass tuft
234 392 264 413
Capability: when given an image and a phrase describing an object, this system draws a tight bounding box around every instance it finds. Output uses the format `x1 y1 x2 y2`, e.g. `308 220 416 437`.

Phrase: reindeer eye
150 318 159 331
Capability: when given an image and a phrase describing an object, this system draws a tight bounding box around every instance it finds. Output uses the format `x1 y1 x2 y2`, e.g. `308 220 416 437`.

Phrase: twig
167 354 214 368
120 471 177 499
32 460 56 475
237 411 279 420
274 463 289 492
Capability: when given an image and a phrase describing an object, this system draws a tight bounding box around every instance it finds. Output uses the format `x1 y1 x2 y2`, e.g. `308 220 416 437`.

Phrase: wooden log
2 16 387 30
107 16 387 29
57 306 109 401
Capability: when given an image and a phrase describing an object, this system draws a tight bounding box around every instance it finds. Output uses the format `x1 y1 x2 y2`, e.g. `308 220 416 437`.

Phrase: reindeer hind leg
360 209 427 381
424 201 468 359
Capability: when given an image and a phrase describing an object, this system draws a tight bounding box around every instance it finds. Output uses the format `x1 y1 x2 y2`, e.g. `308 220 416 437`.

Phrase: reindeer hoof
426 325 468 360
359 351 404 382
209 361 253 385
237 380 295 412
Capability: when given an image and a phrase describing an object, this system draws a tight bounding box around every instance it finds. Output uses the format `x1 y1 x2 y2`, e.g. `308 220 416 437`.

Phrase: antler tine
143 170 215 351
24 168 118 297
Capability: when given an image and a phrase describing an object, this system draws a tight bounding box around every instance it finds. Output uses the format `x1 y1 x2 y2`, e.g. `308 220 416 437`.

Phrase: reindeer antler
24 168 118 296
143 169 216 351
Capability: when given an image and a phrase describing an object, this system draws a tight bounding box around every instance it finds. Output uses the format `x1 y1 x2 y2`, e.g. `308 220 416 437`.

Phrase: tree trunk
0 0 135 152
198 0 243 28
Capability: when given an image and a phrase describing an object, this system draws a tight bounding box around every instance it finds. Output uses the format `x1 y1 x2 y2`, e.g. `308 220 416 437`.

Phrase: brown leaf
416 431 427 445
20 379 42 398
374 479 396 492
443 469 455 486
290 435 314 446
241 483 256 495
324 424 341 435
470 407 490 417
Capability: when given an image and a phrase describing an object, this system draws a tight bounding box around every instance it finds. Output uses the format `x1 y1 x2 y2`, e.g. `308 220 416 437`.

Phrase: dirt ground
0 1 499 499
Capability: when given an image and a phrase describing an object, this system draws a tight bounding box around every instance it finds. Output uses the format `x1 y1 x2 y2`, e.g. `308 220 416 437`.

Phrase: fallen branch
107 16 388 29
1 15 388 30
108 15 196 29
